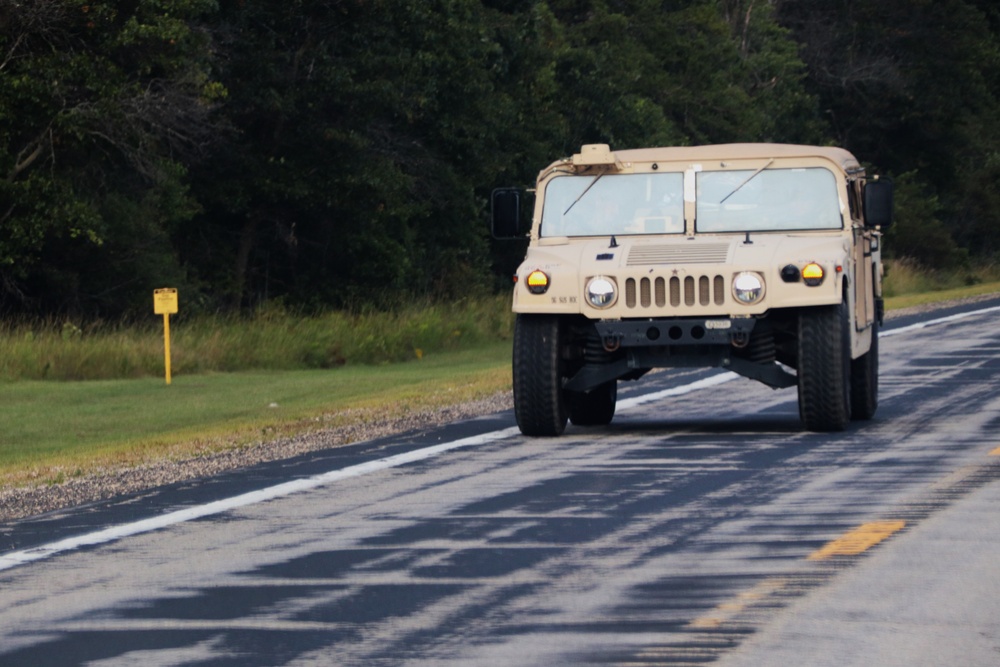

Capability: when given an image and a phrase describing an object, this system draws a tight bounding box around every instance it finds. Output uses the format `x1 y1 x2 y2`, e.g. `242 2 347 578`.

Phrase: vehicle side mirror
491 188 526 239
864 178 893 228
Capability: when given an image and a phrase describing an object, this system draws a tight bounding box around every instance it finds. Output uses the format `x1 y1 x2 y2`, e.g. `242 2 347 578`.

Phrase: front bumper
593 317 757 347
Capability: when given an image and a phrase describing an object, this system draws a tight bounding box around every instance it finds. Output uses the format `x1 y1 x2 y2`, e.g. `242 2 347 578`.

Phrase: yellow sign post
153 288 178 385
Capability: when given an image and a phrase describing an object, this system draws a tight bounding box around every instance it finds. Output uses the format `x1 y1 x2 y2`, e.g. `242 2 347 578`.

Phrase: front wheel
513 314 568 436
797 301 852 431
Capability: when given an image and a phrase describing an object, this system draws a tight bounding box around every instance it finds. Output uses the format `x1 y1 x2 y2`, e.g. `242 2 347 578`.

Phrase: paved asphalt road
1 298 999 666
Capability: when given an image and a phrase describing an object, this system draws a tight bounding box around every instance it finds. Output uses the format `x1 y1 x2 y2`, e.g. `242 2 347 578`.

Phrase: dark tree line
2 0 998 318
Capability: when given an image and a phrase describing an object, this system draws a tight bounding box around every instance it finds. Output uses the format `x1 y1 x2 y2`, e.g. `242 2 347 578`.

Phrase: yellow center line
685 578 787 630
989 446 1000 456
807 520 906 560
930 464 981 491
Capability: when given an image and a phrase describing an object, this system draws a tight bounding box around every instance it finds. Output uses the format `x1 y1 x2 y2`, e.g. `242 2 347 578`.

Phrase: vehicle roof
606 143 862 173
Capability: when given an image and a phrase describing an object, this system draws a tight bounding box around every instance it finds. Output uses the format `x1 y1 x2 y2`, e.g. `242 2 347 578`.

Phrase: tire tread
513 315 568 436
798 303 851 431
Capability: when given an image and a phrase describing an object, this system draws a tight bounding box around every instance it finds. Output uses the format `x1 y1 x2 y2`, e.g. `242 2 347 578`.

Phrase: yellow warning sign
154 288 178 315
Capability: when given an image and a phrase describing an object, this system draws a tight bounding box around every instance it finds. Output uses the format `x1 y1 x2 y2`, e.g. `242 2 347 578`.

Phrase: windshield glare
541 173 684 237
539 167 843 238
697 167 841 232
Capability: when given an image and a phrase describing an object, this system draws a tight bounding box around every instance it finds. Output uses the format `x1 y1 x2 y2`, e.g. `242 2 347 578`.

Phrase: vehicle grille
626 243 731 266
624 274 727 309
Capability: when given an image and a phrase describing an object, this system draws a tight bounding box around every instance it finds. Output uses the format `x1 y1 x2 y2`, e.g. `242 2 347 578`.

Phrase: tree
15 1 990 317
775 0 1000 264
0 0 221 316
186 0 557 309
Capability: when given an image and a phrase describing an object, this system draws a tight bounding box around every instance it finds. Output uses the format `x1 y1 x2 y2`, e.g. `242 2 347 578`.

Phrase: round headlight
586 276 617 309
732 271 765 305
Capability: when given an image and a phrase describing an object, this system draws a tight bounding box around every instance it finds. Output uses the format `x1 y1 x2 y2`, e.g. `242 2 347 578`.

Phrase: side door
849 179 876 330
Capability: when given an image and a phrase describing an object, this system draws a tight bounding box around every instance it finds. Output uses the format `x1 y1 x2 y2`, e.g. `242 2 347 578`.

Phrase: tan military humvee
491 143 894 436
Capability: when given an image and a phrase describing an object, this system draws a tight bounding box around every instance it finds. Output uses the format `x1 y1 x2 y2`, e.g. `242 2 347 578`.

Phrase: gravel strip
0 391 513 523
2 293 997 524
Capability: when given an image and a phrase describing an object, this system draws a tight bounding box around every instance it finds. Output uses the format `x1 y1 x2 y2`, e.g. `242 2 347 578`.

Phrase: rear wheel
569 381 617 426
797 300 851 431
513 314 568 436
850 316 879 420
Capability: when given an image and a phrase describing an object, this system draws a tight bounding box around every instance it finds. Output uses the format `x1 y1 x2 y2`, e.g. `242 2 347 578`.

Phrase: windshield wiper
564 170 606 216
719 158 774 204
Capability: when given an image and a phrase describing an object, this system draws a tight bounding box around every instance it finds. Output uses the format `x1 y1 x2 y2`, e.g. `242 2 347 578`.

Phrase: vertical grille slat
699 276 710 306
625 278 636 308
621 273 728 312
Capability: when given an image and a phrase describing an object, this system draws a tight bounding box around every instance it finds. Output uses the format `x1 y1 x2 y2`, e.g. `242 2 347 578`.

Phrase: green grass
885 280 1000 310
883 257 1000 301
0 295 514 381
0 343 512 486
882 258 1000 310
883 259 1000 309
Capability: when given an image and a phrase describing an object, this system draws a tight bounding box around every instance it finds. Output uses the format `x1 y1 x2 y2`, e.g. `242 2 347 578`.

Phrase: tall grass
0 295 515 382
882 258 1000 298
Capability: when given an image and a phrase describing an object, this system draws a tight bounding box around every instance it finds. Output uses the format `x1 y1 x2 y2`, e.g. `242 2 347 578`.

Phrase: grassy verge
0 295 514 381
882 258 1000 310
884 280 1000 310
0 343 512 487
883 257 1000 305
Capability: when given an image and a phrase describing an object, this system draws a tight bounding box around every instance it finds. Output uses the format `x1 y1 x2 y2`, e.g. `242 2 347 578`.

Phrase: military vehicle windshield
696 167 841 232
541 172 684 238
540 167 842 238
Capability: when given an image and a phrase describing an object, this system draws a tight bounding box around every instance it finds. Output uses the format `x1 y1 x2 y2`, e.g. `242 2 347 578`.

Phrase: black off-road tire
850 316 879 420
569 381 617 426
798 300 852 431
513 314 568 436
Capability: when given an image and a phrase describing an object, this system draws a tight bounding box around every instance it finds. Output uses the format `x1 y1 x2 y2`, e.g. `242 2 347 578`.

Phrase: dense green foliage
2 0 998 318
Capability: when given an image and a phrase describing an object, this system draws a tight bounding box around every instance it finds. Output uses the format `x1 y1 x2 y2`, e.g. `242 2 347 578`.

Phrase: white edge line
0 427 520 572
879 303 1000 338
3 301 996 572
0 374 731 572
